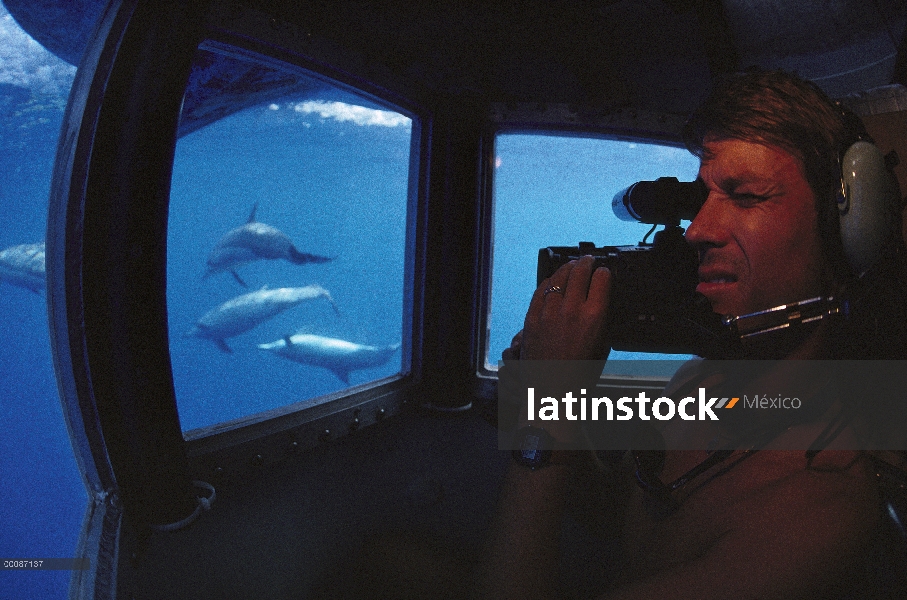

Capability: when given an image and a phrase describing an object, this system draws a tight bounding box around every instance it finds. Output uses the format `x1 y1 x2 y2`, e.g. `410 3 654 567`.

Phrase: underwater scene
0 4 84 599
0 4 698 598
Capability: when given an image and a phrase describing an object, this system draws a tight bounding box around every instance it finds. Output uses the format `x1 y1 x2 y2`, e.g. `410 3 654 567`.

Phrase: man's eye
730 193 767 206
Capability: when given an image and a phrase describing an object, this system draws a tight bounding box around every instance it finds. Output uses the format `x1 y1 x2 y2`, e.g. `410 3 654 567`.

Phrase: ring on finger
543 285 564 296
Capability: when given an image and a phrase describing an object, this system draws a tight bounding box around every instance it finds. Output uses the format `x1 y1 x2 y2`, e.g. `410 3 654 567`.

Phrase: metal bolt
319 429 331 442
376 408 386 421
349 418 360 432
287 441 299 454
251 454 264 467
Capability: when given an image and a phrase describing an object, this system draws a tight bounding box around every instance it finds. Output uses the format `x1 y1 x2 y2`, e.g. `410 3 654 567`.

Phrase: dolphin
0 241 45 293
258 334 401 384
186 285 339 353
205 203 332 287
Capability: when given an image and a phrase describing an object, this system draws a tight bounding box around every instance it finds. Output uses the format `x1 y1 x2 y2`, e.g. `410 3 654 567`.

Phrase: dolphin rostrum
258 333 401 384
0 241 45 293
205 203 332 287
186 285 339 353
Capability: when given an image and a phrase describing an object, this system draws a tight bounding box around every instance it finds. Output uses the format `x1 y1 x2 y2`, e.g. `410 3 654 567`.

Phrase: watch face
513 427 553 469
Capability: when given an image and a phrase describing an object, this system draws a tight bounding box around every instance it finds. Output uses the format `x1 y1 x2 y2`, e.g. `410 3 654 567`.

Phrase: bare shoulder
616 447 880 599
713 449 879 594
714 448 878 537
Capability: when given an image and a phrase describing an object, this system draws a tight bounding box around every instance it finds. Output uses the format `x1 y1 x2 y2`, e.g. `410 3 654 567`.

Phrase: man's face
685 137 830 317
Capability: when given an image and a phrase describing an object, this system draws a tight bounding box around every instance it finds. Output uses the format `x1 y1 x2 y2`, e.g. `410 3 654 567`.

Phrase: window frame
169 41 422 412
176 19 431 474
48 0 433 522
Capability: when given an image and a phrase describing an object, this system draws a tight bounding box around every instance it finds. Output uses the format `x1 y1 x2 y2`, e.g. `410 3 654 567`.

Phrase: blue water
168 92 411 432
0 6 702 599
0 7 85 597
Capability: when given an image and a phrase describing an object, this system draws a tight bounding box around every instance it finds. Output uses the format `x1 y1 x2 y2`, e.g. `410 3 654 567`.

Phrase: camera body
538 226 726 355
537 177 735 355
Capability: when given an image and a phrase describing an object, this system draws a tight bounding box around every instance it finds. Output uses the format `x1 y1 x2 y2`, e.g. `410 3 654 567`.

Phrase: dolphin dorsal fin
283 335 294 347
247 202 259 223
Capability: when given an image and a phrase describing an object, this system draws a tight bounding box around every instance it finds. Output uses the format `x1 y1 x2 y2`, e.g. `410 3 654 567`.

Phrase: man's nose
684 192 724 248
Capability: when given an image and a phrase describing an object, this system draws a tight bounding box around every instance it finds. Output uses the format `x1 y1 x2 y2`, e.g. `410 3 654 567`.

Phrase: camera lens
612 177 707 225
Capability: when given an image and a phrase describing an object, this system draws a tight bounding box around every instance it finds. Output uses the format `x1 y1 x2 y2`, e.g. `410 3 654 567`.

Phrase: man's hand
520 255 612 361
501 330 523 361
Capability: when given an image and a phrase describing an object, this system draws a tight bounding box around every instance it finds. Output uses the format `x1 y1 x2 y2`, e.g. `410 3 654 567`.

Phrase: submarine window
167 45 412 433
487 133 699 376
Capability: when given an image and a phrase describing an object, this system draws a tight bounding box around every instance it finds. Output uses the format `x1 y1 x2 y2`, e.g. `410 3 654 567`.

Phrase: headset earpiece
837 140 901 277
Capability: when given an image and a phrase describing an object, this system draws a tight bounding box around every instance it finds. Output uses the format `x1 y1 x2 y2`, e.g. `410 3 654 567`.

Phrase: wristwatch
512 426 556 470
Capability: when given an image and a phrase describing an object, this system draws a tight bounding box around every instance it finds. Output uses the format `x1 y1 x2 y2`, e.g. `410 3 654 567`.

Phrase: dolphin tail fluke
214 338 233 354
230 270 248 287
287 246 333 266
247 202 259 223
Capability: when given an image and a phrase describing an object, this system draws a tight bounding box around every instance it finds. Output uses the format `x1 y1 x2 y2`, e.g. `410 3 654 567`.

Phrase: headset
830 106 903 279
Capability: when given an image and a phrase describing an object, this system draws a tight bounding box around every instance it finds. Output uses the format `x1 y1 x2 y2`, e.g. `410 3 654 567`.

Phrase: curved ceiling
5 0 906 114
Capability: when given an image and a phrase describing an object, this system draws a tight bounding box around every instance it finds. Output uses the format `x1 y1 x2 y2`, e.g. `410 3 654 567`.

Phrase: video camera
537 177 840 356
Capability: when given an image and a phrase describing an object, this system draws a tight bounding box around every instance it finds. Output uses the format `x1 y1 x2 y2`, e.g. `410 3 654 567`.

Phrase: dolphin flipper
287 246 333 266
230 270 248 288
330 301 340 317
214 338 233 354
330 368 351 385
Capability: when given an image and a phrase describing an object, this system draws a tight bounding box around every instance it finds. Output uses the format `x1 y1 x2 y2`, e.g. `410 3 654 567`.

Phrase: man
479 69 907 599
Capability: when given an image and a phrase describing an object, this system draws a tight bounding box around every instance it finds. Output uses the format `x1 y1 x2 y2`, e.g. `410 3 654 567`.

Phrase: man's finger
525 276 551 329
528 262 574 324
586 266 612 318
563 255 596 303
502 330 524 361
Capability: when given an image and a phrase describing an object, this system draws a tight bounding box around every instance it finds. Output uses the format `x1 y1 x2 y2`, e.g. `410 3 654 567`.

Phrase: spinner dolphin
186 285 339 353
0 241 46 293
205 204 332 287
258 333 400 384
